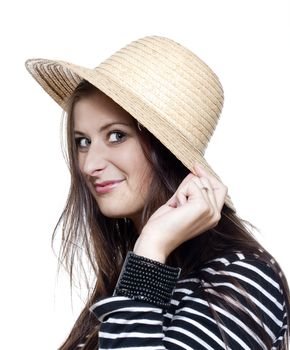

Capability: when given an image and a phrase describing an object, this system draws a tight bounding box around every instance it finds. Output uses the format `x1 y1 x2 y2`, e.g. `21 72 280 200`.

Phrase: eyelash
75 137 90 150
108 130 127 143
74 130 127 151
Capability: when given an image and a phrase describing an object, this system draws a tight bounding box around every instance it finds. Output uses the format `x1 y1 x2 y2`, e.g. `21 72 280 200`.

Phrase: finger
194 163 223 188
176 172 195 191
177 176 206 204
199 176 218 210
174 175 212 206
169 183 194 207
192 175 223 228
191 176 210 202
194 163 227 210
175 177 202 205
166 173 194 207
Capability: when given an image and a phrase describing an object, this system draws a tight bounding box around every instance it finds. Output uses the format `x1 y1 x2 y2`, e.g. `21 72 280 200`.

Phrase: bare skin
73 92 227 264
134 164 228 263
73 93 153 221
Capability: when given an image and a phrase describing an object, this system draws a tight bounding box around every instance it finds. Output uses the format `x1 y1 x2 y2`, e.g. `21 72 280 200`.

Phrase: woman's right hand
133 163 227 263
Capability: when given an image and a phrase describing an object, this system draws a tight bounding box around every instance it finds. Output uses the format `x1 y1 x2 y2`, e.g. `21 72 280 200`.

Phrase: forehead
73 92 135 130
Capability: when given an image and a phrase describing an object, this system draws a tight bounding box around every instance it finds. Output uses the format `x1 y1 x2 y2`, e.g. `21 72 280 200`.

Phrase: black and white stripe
90 252 288 349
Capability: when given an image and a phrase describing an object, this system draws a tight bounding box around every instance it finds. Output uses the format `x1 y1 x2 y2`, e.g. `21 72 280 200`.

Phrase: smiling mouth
94 180 124 194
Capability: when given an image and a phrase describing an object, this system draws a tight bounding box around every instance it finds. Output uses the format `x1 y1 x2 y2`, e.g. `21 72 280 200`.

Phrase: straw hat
25 35 234 210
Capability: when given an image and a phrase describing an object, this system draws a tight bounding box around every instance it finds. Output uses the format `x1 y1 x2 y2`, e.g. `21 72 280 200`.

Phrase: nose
81 141 107 177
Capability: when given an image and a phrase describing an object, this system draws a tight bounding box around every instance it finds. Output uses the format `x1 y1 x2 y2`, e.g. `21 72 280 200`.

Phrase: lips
94 180 124 194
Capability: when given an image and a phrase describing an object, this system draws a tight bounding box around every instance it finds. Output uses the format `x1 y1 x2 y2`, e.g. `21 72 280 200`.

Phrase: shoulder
177 251 287 322
176 251 286 300
201 251 285 295
168 252 288 349
174 251 286 314
197 251 286 309
184 251 286 337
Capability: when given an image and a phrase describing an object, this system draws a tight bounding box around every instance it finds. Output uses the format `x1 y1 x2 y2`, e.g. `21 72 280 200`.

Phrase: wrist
133 239 166 263
114 251 181 309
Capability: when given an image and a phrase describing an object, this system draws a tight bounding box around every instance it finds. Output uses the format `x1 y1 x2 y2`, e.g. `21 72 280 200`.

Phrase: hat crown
96 36 224 155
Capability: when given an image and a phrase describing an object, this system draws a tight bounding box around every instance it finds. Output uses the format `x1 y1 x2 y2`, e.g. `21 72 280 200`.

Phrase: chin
98 206 127 218
98 206 142 221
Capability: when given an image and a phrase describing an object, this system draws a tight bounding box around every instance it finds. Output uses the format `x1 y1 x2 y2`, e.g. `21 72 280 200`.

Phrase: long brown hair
54 80 290 349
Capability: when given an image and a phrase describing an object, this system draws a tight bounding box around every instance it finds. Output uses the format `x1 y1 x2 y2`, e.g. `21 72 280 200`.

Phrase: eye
108 131 126 143
75 137 91 150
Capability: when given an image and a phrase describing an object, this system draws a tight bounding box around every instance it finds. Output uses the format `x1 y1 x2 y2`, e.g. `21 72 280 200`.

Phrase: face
73 92 153 228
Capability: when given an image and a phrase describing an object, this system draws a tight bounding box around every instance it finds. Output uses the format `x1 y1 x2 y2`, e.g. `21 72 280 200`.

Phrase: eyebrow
74 122 132 135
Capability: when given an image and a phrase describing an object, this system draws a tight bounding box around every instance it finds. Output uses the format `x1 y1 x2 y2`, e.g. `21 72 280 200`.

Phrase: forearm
92 296 166 349
90 252 181 349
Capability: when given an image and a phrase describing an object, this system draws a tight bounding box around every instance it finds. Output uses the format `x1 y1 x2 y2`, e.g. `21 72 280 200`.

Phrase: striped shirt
90 252 288 349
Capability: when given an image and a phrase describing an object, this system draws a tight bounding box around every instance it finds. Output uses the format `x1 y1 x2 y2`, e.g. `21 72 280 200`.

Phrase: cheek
129 154 153 193
77 154 86 174
113 143 152 188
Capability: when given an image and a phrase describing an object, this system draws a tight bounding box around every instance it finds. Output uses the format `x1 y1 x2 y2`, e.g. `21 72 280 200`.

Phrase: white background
1 0 289 348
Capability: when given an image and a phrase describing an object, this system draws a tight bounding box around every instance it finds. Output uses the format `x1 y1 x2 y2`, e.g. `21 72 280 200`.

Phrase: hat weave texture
25 35 234 210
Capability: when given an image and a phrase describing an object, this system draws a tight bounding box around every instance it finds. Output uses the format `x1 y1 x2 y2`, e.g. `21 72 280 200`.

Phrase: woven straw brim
25 58 235 211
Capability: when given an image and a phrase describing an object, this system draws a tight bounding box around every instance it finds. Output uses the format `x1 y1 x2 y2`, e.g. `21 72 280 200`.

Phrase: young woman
26 36 289 349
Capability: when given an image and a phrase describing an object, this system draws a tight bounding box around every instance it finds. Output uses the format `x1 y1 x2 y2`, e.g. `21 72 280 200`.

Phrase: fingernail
195 162 204 170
